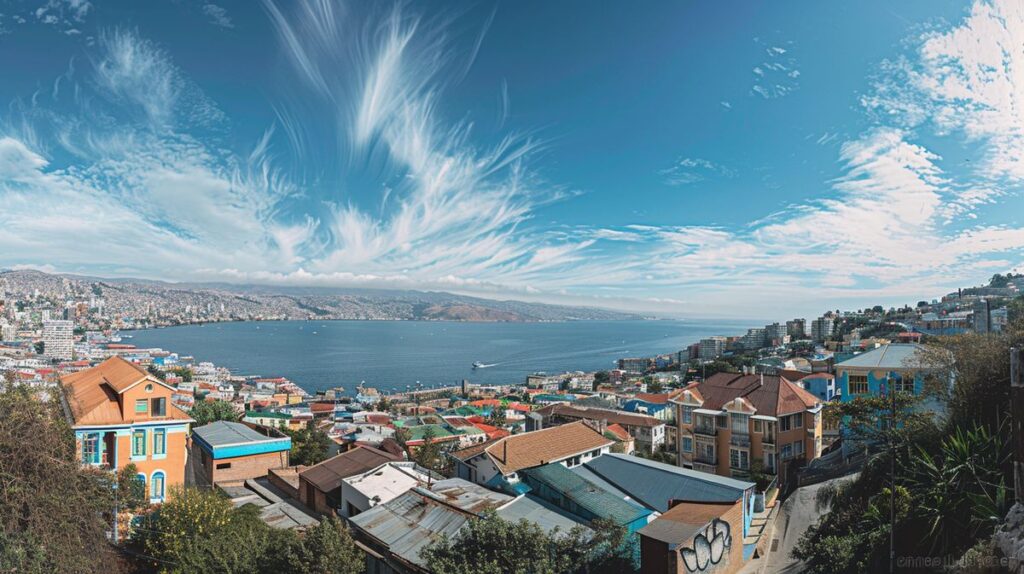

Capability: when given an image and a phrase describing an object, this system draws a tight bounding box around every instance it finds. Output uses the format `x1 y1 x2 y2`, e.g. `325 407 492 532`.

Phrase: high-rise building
699 336 727 361
42 319 74 361
765 323 788 346
811 316 834 344
740 328 767 350
786 319 806 339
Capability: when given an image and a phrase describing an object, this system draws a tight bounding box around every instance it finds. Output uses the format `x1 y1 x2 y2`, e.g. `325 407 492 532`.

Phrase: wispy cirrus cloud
660 157 736 186
751 38 799 99
2 0 1023 319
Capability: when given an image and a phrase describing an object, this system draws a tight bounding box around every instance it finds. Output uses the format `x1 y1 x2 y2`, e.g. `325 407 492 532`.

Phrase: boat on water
472 361 495 369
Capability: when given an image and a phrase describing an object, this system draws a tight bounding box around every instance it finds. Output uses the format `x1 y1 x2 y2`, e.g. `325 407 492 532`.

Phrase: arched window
150 471 165 503
145 383 154 392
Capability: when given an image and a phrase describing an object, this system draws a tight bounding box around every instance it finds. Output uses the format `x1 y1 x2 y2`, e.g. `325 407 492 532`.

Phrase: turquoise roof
521 462 652 526
192 420 291 460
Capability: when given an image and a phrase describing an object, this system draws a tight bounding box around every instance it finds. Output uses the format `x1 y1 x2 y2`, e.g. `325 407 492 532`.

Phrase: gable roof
580 453 753 513
299 446 402 492
691 373 818 416
483 421 614 476
60 356 190 426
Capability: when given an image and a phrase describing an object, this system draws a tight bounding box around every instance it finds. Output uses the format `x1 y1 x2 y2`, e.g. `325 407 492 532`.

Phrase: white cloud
202 4 234 29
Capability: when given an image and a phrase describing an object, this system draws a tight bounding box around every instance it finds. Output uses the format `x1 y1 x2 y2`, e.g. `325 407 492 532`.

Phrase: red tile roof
695 373 820 416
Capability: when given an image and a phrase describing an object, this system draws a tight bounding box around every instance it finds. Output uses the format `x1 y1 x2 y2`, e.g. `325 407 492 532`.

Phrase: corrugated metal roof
521 463 652 526
835 343 928 369
193 420 280 447
351 490 471 568
497 494 589 535
581 454 752 513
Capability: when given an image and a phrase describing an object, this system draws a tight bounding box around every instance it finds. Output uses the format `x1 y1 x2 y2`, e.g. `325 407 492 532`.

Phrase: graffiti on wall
681 518 732 572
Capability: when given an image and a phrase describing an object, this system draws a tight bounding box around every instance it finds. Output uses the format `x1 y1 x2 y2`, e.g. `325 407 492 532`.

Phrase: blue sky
1 0 1022 319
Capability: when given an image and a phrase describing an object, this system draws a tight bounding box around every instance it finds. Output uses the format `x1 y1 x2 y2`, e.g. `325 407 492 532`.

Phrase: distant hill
0 269 642 323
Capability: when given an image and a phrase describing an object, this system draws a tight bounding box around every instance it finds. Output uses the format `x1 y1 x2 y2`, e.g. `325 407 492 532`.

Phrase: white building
339 461 435 518
699 336 727 361
42 320 74 361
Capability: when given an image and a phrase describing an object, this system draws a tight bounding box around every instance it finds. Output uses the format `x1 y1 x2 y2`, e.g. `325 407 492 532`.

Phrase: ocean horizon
126 319 754 394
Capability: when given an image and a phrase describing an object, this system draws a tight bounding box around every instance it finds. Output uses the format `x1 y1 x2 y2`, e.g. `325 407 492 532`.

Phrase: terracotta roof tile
483 421 613 475
60 356 191 426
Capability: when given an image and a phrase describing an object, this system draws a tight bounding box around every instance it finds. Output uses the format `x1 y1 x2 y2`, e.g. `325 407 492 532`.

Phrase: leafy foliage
421 512 632 574
138 488 364 574
794 316 1024 572
0 381 121 574
188 400 240 427
283 424 332 466
117 463 148 512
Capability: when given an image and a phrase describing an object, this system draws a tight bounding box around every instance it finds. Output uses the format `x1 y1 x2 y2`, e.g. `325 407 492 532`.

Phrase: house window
894 374 915 394
716 415 727 428
151 472 165 502
781 444 793 460
681 406 693 424
701 443 715 460
682 437 693 453
765 452 776 473
794 414 803 429
588 449 601 457
848 374 869 395
151 397 167 417
82 433 101 464
216 462 232 470
153 429 166 456
731 414 749 435
780 416 791 432
729 448 749 470
135 399 148 414
145 383 153 392
793 440 805 456
566 455 582 467
132 430 147 457
753 420 763 433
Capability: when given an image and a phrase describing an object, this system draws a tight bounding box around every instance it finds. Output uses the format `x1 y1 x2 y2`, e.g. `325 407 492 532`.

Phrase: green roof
406 424 456 441
244 410 291 419
521 462 652 526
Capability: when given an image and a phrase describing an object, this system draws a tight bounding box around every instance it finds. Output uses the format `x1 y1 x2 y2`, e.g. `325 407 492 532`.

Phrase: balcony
693 462 718 475
762 433 776 445
730 433 751 448
694 424 717 437
695 452 717 465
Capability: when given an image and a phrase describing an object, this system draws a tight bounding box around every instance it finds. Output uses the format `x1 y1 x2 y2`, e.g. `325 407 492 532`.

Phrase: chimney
502 439 507 464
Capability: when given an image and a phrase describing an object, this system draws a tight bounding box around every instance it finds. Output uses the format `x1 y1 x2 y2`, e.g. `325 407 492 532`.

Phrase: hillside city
4 271 1024 573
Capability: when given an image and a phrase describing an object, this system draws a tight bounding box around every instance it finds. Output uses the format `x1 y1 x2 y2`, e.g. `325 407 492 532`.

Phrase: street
742 475 856 574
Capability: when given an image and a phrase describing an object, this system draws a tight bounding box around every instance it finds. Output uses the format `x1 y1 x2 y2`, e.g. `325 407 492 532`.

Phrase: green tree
644 377 663 394
592 371 610 391
147 364 167 380
0 382 118 574
486 405 507 427
414 426 441 472
117 463 148 512
283 516 364 574
188 400 241 427
285 424 332 466
422 512 631 574
375 396 392 413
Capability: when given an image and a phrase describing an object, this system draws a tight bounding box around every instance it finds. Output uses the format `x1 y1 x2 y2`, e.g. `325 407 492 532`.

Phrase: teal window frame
81 432 101 464
153 428 166 456
151 472 165 502
132 429 147 457
135 399 148 414
681 436 693 453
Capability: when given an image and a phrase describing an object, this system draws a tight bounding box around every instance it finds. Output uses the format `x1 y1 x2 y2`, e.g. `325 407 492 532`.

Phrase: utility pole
112 480 119 544
888 376 896 574
1012 348 1023 503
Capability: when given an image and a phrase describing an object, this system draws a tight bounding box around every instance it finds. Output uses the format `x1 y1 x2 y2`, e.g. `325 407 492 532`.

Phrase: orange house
671 372 822 485
61 356 193 503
